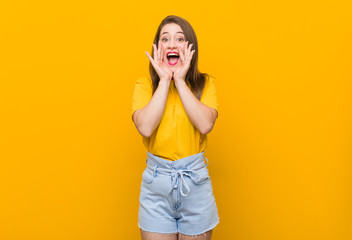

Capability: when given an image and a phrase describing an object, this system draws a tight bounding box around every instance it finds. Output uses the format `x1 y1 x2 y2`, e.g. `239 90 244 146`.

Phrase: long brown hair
149 15 214 100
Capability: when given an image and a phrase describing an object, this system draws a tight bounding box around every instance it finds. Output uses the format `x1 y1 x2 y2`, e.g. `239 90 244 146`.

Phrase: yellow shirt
131 75 219 161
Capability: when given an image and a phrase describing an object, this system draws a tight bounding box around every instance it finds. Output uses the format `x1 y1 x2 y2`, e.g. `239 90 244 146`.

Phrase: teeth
167 53 179 57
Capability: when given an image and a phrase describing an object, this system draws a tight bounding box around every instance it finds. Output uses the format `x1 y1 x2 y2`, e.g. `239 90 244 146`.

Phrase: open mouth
167 52 179 66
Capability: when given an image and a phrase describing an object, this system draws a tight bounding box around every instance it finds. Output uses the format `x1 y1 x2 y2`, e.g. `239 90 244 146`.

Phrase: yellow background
1 0 351 239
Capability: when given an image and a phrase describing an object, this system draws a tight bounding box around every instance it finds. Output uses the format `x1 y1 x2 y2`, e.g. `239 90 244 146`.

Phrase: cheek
178 44 184 51
161 44 167 57
160 43 166 49
180 44 187 54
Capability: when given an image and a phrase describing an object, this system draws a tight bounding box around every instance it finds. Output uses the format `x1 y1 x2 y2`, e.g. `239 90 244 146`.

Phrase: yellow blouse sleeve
131 77 152 121
200 76 219 112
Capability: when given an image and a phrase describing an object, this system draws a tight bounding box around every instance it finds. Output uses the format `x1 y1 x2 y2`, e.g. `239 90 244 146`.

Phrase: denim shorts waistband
146 151 209 170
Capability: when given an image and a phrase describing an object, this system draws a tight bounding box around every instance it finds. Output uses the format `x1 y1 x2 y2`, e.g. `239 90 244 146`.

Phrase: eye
177 38 184 42
161 38 168 42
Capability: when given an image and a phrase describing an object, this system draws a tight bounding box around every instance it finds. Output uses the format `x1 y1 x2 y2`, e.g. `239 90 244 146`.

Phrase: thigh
178 229 213 240
140 228 178 240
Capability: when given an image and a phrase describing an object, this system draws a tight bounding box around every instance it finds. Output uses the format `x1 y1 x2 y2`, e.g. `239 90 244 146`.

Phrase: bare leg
178 230 213 240
140 228 178 240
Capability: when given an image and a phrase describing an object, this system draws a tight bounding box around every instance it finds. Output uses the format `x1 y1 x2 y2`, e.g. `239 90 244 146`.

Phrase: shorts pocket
193 167 210 185
142 167 155 184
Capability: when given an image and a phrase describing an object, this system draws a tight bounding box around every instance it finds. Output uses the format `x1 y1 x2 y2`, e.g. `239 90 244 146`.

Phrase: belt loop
204 156 209 167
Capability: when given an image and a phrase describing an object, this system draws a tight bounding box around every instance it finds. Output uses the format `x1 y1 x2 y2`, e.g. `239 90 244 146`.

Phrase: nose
167 39 177 49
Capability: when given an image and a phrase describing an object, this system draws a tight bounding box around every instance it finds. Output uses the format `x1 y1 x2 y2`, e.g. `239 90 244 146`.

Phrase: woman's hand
145 41 173 83
173 41 195 84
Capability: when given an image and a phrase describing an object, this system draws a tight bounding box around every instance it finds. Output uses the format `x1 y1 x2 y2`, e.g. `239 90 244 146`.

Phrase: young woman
132 15 220 240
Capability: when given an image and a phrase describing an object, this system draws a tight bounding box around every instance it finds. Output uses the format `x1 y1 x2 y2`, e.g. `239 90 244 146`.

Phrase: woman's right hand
145 41 173 83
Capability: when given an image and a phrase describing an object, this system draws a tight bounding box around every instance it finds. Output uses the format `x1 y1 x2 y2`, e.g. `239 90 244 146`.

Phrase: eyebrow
161 31 184 36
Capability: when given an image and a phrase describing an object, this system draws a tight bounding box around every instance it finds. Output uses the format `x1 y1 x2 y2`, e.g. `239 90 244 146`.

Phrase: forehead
160 23 184 36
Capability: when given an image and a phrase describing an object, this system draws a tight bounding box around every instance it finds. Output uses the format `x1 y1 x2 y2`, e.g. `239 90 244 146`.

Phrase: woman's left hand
173 41 195 84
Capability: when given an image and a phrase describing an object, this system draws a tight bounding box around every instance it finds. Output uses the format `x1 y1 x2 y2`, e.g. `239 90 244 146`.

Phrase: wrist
159 79 171 87
160 77 170 82
174 78 186 87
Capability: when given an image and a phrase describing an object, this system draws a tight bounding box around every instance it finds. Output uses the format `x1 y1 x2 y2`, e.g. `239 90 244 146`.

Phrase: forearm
134 80 170 138
175 80 215 134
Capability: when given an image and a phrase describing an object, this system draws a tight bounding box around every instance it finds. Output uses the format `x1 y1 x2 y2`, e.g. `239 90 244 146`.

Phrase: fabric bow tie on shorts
146 156 209 197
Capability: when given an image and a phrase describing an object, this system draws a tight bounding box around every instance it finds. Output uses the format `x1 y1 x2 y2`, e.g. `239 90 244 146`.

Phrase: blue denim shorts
138 151 220 235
